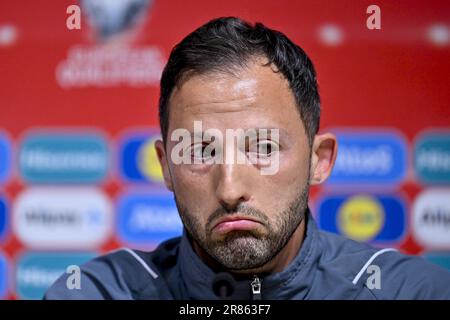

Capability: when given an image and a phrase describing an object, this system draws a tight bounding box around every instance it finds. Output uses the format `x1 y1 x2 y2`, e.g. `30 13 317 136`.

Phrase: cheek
257 151 310 207
172 166 210 192
170 166 214 223
281 151 311 184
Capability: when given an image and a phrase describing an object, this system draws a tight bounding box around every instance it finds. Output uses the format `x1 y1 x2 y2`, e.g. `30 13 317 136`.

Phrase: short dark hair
159 17 320 146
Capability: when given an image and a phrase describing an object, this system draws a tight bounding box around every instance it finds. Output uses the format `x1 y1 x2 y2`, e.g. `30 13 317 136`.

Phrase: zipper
251 275 261 300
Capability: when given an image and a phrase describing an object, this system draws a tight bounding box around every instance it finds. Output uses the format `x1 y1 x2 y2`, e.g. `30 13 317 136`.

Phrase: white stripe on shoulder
352 248 397 285
120 248 159 279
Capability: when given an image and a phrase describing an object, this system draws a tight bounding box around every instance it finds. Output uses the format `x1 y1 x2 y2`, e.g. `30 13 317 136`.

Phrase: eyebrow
189 127 288 140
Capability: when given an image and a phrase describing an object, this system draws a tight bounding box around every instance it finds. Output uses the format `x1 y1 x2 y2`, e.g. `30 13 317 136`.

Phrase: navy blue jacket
45 212 450 299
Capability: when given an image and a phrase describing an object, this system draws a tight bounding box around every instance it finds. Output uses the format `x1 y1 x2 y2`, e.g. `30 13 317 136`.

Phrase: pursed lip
212 215 263 230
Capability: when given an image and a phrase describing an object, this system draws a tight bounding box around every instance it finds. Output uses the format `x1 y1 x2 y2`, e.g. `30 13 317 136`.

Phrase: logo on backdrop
0 196 8 241
317 194 406 244
337 195 385 242
0 132 11 185
13 187 112 249
326 129 407 186
19 131 109 184
0 253 7 299
117 192 183 246
414 131 450 184
57 0 164 88
412 189 450 249
16 252 95 299
119 132 164 184
81 0 152 41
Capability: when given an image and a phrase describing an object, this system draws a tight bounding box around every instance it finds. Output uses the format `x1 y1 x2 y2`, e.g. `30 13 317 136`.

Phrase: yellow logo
138 137 164 183
337 195 384 242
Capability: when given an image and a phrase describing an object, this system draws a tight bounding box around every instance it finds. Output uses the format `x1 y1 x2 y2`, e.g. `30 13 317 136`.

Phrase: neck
192 217 306 277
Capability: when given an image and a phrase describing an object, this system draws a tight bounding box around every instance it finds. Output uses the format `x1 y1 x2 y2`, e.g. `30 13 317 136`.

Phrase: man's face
159 59 313 271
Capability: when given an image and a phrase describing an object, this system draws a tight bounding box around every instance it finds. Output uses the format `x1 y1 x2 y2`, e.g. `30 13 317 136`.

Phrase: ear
309 133 338 185
155 139 174 191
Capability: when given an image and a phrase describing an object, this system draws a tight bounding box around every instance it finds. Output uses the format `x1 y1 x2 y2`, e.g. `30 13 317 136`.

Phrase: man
46 17 450 300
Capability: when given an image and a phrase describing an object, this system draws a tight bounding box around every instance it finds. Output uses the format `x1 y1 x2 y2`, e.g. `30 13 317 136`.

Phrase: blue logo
16 252 96 300
0 253 8 299
19 132 109 184
117 192 183 246
119 132 164 184
317 194 407 244
326 130 407 185
0 197 8 241
0 133 11 184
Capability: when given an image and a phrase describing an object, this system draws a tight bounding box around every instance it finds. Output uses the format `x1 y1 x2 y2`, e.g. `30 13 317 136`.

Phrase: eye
187 143 215 163
257 141 273 156
249 140 278 157
245 139 279 167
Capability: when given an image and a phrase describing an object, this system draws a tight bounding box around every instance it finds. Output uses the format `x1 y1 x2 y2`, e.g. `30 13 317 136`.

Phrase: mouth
212 215 263 235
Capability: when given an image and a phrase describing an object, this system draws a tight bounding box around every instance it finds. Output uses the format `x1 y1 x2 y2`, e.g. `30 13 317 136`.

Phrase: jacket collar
177 208 320 300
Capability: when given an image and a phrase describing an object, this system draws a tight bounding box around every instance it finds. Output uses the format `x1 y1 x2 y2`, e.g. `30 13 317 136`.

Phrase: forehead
168 61 303 133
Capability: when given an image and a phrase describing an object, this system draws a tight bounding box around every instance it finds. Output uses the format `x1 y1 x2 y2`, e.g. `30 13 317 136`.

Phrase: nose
215 163 251 211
